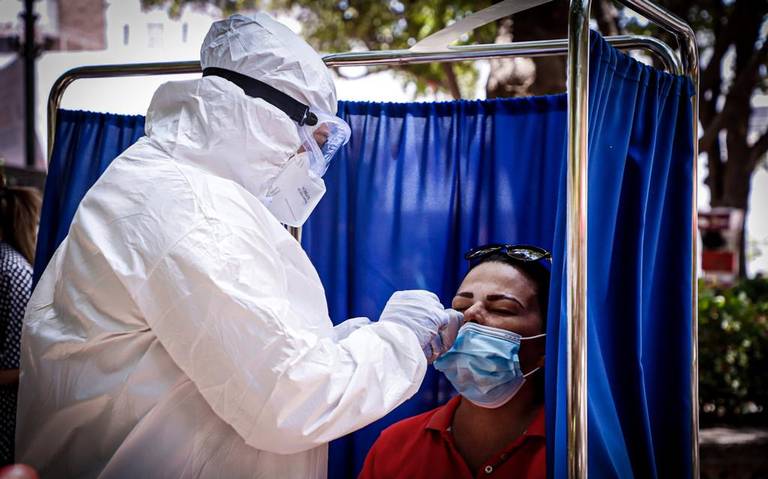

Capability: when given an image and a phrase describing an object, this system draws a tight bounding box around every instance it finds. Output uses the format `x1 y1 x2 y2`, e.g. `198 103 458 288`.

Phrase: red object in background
702 250 736 272
0 464 39 479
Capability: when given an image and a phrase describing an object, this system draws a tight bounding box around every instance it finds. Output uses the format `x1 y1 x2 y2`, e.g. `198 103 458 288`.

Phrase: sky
0 0 766 275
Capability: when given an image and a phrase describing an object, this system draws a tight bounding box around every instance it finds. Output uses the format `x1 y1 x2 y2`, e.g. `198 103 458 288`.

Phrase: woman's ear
535 355 546 369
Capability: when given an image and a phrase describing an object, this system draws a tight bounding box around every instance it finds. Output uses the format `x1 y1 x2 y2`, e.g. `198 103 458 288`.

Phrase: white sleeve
332 317 372 340
133 221 426 455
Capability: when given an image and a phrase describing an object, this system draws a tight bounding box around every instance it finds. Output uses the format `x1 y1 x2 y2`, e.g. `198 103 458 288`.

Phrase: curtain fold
33 30 694 479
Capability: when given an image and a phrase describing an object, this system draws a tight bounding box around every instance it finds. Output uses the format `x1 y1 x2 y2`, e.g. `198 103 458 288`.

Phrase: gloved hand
379 290 464 363
332 317 372 341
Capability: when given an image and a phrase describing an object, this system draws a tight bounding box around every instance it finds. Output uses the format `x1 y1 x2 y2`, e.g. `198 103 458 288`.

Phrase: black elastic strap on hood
203 67 318 126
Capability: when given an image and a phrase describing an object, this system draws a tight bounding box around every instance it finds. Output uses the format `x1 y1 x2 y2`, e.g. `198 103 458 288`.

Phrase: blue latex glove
379 290 464 363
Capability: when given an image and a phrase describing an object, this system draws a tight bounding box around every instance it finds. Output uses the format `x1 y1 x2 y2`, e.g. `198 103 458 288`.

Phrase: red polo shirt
358 396 545 479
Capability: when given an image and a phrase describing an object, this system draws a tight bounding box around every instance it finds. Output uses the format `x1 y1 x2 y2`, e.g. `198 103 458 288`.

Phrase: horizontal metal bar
47 34 681 163
45 62 201 160
323 35 682 74
616 0 697 78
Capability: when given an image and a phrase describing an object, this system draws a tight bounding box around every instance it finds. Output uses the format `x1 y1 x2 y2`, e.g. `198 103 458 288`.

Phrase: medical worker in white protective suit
16 13 462 478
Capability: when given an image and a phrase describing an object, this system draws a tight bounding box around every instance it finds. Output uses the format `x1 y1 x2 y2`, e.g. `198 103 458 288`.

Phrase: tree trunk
708 0 766 278
485 18 536 98
485 1 570 98
442 63 462 100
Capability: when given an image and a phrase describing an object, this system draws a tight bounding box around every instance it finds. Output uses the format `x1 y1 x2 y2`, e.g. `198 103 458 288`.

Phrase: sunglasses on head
464 243 552 264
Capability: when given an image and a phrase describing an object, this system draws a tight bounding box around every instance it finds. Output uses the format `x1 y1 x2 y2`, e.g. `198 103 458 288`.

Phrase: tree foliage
141 0 258 18
270 0 502 98
699 277 768 425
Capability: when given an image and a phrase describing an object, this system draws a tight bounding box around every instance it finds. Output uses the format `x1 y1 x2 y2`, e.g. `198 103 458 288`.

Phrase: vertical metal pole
675 23 701 479
21 0 37 168
687 43 700 479
567 1 591 477
690 93 700 479
288 226 302 242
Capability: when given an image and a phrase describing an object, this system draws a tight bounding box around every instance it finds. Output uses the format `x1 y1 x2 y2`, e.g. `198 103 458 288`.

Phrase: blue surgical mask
433 322 545 409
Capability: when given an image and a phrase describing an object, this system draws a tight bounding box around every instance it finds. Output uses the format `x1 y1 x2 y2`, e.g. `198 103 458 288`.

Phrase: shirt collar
526 405 546 437
426 396 546 438
426 395 462 432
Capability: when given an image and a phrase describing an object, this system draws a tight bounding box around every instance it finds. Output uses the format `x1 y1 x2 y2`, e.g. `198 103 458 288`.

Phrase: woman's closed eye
490 308 518 316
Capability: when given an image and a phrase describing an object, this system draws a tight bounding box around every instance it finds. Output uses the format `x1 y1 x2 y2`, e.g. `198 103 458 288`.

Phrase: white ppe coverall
15 14 428 479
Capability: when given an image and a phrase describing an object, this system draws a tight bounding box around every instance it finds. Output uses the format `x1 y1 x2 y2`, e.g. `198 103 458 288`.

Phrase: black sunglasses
464 243 552 264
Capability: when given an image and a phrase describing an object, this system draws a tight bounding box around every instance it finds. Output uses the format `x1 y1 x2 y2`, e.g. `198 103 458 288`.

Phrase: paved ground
700 427 768 479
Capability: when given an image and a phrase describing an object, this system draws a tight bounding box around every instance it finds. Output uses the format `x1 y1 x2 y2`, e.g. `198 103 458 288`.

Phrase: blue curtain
303 94 567 477
544 33 694 478
33 110 145 285
34 31 693 479
306 31 693 478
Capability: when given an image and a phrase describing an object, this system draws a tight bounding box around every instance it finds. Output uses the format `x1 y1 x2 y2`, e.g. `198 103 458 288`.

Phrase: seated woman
359 244 550 479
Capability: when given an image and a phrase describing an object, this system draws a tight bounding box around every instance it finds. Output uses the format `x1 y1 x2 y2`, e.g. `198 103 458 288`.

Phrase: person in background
0 175 42 466
359 244 551 479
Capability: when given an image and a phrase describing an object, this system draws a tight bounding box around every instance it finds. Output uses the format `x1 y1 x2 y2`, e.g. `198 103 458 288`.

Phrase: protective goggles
296 111 351 177
464 243 552 265
203 67 351 176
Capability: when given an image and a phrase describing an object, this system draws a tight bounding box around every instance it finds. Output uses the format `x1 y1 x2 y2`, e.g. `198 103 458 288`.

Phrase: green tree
141 0 258 18
272 0 499 99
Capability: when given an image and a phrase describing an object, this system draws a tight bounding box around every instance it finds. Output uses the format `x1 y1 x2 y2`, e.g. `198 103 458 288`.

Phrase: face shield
202 67 351 226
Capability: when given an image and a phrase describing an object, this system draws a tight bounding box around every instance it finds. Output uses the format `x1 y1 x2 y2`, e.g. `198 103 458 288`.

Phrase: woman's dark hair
0 184 43 265
468 252 551 328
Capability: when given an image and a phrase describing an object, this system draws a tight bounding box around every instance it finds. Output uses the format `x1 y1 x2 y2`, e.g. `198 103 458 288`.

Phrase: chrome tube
615 0 697 77
47 36 680 166
287 226 302 243
46 61 201 160
689 86 700 479
324 35 681 74
566 1 591 477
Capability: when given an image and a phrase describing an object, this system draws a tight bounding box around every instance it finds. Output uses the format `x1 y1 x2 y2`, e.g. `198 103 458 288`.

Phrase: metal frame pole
566 1 591 477
46 35 681 163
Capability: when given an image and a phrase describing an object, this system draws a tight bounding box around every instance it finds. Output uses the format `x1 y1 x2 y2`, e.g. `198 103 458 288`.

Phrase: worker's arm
134 220 427 455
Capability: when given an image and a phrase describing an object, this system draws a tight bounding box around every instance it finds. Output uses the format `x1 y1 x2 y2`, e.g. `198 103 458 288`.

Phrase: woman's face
451 261 545 372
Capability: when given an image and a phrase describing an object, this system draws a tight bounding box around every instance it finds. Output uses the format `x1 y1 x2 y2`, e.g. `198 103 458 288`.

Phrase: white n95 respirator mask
262 152 327 227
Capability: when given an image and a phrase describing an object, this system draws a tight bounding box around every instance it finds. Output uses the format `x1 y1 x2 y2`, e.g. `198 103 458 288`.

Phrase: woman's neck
451 381 542 472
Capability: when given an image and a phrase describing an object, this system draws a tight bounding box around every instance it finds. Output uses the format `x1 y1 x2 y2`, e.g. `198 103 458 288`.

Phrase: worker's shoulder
83 144 277 236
